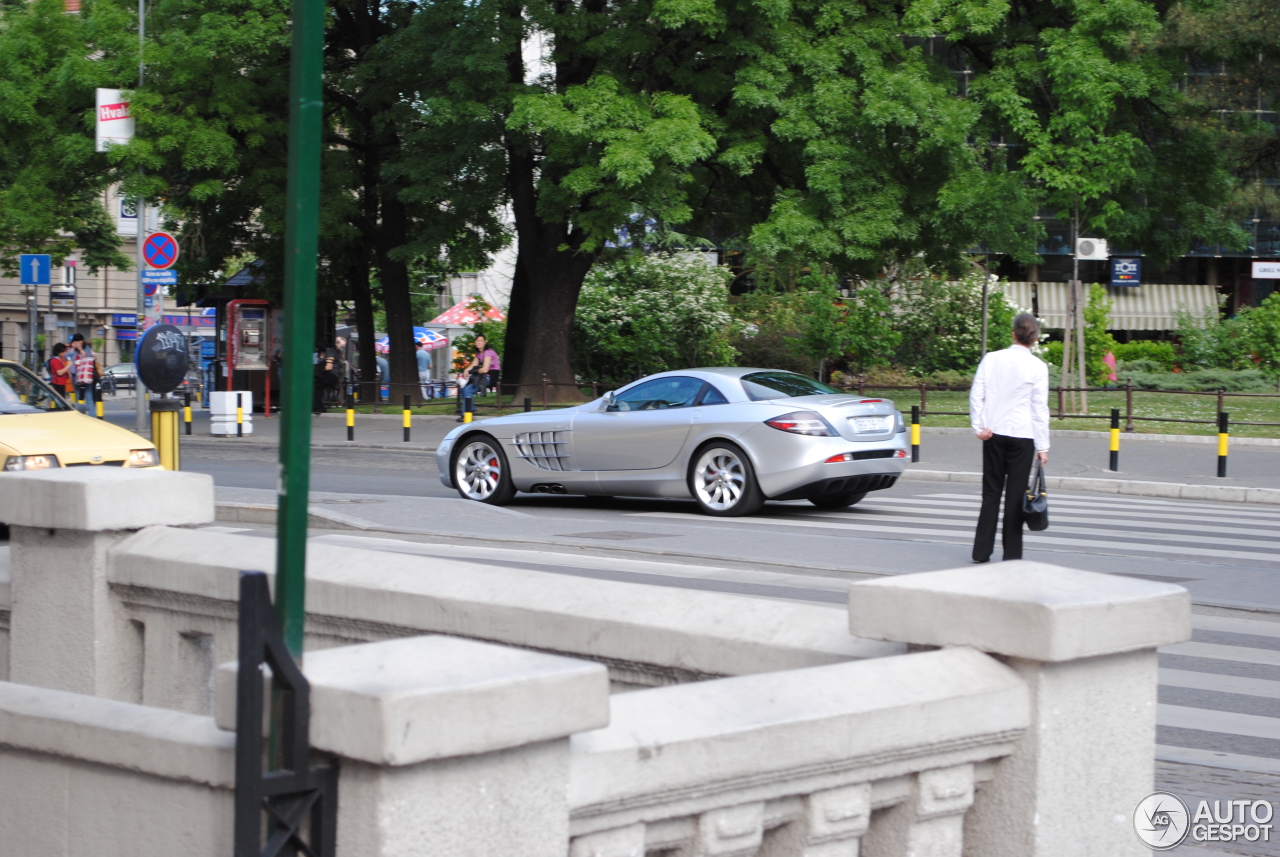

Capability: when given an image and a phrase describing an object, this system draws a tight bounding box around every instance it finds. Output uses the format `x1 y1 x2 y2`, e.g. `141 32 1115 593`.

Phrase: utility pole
134 0 148 431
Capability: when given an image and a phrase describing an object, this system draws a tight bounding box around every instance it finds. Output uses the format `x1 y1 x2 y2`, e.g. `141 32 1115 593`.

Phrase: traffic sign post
19 254 51 285
142 232 179 269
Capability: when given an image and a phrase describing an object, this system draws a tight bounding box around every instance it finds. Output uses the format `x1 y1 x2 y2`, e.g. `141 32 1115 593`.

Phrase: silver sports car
436 368 910 516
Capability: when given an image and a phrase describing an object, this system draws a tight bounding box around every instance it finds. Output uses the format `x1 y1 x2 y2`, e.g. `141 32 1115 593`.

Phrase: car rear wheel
689 442 764 517
452 434 516 505
808 492 867 509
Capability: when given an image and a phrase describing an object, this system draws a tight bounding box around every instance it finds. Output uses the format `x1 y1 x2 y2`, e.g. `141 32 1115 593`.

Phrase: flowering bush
572 253 737 382
893 273 1017 373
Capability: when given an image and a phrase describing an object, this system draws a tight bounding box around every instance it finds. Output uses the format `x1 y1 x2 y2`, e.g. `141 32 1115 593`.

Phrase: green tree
0 0 131 274
1175 302 1254 370
1082 284 1119 385
795 278 899 377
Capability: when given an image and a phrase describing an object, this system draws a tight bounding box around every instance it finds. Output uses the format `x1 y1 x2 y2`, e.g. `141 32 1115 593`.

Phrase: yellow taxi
0 359 160 472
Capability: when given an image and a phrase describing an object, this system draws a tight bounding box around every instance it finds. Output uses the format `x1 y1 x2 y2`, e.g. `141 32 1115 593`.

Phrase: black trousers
972 434 1036 562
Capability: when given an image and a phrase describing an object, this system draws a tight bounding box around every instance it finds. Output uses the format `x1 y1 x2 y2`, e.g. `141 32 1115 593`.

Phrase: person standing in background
457 334 500 421
969 313 1050 563
416 340 432 400
48 343 73 398
69 334 98 413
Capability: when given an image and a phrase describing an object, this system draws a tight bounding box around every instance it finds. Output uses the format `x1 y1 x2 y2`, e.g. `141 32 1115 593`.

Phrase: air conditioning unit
1076 238 1109 260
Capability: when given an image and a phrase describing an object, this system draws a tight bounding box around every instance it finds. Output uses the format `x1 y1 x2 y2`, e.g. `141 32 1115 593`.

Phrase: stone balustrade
0 469 1192 856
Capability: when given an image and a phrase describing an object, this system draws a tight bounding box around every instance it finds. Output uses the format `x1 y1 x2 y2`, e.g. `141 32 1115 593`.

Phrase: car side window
609 376 704 411
697 384 729 405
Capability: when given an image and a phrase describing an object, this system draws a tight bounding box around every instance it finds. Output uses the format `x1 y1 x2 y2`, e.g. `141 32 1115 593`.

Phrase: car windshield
0 364 72 414
741 371 840 401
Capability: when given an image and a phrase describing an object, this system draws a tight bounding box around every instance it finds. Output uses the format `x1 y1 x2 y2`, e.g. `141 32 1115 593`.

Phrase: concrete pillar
847 561 1190 857
217 635 610 857
0 469 215 699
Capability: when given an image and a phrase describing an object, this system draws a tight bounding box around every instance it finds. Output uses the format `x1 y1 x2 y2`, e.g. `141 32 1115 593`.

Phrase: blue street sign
145 281 159 297
111 314 138 327
19 254 51 285
1111 257 1141 287
145 297 155 308
141 269 178 285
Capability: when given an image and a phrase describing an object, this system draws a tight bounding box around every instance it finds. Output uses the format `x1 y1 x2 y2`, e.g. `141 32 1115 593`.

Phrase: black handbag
1023 463 1049 531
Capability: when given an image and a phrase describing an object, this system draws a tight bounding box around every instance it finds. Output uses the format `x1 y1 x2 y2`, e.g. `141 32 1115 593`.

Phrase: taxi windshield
0 364 73 414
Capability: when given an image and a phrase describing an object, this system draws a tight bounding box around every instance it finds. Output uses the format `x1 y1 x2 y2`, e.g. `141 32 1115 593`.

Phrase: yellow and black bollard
1217 411 1229 477
95 399 104 420
910 405 920 463
1109 408 1120 471
183 392 193 435
346 391 355 441
236 393 244 438
149 399 181 471
402 393 412 442
463 398 473 424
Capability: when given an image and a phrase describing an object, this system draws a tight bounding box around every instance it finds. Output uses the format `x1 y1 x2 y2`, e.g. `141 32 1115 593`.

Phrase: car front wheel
689 442 764 517
452 434 516 505
808 492 867 509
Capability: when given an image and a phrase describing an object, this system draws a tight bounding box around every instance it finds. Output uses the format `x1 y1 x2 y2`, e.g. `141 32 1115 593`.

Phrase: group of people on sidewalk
45 333 101 413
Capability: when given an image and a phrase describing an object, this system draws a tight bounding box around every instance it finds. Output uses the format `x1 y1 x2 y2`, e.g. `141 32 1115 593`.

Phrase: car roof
640 367 803 382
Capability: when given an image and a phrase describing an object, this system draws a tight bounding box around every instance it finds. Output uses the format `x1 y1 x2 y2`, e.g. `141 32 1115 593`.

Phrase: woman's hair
1013 313 1039 346
52 343 67 356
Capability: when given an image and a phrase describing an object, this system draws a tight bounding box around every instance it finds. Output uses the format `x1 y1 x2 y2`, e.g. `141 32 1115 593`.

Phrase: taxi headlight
128 448 160 468
3 454 60 471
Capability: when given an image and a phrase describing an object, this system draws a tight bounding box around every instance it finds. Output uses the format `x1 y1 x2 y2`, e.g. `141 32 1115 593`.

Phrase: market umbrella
375 327 448 353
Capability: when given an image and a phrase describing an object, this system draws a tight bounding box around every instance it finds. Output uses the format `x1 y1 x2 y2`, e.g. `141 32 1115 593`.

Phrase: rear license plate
851 416 890 433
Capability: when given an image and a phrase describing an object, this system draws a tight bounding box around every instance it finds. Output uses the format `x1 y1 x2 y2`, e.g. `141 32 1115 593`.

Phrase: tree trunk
504 137 595 404
350 258 378 404
376 196 421 403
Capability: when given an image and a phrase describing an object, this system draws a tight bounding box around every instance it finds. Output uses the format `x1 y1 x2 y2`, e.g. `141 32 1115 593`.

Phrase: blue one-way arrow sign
19 254 51 285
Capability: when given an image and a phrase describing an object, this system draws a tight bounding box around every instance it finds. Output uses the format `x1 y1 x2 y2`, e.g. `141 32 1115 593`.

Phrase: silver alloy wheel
693 447 747 511
456 440 503 501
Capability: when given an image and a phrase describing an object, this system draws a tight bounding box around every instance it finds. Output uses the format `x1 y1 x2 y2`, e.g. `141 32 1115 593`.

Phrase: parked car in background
437 367 909 517
102 363 137 392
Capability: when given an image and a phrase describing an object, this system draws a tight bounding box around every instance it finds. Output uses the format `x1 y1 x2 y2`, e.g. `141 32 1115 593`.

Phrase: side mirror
604 391 617 411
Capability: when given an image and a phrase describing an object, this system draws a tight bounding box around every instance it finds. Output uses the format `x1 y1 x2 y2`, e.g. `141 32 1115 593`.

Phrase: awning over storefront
996 282 1220 331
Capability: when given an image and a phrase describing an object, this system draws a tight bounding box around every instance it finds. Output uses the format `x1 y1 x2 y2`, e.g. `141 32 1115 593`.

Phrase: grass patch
860 388 1280 438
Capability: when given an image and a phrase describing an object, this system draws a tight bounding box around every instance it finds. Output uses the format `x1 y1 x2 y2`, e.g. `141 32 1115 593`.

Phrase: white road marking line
1192 614 1280 639
1157 704 1280 741
829 506 1280 541
1160 642 1280 667
1155 744 1280 775
630 512 1280 562
1160 668 1280 700
916 489 1280 514
869 495 1280 523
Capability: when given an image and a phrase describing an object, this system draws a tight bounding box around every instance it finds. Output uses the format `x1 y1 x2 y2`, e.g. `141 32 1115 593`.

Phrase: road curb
215 502 369 530
900 468 1280 505
919 426 1280 446
185 440 438 453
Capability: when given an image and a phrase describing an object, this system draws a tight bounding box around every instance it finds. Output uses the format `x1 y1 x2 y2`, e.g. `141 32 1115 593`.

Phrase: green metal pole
274 0 324 657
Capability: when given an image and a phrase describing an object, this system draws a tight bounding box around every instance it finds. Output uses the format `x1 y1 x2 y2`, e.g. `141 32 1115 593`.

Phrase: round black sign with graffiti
135 323 190 394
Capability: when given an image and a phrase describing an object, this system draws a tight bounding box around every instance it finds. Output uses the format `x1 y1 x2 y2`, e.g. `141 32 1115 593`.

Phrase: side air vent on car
514 432 570 471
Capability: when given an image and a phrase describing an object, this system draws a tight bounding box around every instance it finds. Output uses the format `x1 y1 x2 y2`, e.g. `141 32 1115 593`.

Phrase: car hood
0 411 154 460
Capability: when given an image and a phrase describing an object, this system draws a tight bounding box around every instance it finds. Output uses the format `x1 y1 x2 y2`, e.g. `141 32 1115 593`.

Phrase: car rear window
741 371 840 400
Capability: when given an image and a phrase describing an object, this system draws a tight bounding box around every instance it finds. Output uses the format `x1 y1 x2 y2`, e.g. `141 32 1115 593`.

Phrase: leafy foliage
1175 303 1255 370
794 277 899 374
0 0 131 273
892 274 1017 374
1082 285 1120 385
1113 340 1177 370
571 253 736 383
1245 292 1280 385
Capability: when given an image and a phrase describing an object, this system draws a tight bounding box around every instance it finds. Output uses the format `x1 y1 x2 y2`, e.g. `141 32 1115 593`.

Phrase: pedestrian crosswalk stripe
1161 641 1280 668
832 506 1276 540
1159 668 1280 700
1192 614 1280 639
1158 704 1280 741
868 494 1280 523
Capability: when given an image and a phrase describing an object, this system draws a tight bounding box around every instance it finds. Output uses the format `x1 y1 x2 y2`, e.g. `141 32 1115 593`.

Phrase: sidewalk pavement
100 396 1280 497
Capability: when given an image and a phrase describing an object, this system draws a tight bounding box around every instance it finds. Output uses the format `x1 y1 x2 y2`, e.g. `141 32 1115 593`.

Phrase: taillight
765 411 836 437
